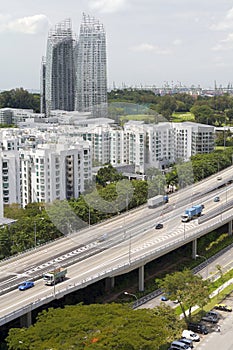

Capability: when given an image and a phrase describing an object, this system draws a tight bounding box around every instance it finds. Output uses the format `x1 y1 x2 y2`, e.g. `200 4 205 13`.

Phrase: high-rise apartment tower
43 19 75 116
74 13 108 117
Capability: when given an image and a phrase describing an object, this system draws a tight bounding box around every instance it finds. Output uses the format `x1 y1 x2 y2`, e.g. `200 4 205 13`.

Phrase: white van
182 330 200 342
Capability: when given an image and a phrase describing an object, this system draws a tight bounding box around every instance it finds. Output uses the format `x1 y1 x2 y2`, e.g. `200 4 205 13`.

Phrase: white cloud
88 0 128 13
212 33 233 51
0 14 50 34
130 43 171 54
210 7 233 31
172 39 182 46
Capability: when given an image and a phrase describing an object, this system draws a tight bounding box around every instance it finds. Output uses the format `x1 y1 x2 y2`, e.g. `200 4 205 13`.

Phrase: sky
1 0 233 91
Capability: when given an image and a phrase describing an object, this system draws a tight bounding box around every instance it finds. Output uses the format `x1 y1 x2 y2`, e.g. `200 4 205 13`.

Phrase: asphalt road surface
194 292 233 350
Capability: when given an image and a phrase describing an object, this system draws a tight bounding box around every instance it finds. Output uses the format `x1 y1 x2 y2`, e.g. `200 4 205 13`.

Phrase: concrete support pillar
105 276 115 291
138 265 144 292
192 239 197 259
228 220 232 236
20 311 32 328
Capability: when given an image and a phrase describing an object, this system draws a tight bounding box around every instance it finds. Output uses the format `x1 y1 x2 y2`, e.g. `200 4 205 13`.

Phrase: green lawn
171 112 195 122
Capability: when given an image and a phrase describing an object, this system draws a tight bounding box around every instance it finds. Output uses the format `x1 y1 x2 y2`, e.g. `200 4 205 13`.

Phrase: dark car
155 223 163 229
18 281 34 291
214 304 232 312
214 196 220 202
201 310 220 324
188 322 208 335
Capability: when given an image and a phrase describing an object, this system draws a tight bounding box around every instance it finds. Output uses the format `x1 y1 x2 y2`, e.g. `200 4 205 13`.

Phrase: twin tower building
40 14 108 118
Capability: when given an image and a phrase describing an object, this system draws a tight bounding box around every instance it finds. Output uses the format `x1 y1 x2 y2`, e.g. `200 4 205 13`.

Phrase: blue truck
181 204 203 222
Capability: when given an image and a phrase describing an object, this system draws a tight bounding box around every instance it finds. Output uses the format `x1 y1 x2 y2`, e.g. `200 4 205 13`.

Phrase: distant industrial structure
109 81 233 97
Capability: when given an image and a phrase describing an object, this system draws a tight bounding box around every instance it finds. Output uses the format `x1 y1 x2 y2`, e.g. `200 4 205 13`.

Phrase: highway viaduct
1 166 233 327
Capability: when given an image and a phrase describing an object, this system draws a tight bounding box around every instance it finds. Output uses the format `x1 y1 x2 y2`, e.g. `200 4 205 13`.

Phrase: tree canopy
157 269 210 322
108 88 233 126
6 303 183 350
0 88 40 112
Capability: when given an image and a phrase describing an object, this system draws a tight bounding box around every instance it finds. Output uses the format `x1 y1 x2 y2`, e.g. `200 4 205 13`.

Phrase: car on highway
18 281 34 291
155 223 163 229
214 303 232 312
217 176 222 180
214 196 220 202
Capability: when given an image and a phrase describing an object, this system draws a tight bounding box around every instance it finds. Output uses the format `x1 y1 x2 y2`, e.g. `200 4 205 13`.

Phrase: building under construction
42 19 75 116
41 15 108 118
74 13 108 117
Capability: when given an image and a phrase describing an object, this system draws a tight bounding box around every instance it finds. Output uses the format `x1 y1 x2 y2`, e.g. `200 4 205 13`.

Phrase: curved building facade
45 19 75 116
74 13 108 117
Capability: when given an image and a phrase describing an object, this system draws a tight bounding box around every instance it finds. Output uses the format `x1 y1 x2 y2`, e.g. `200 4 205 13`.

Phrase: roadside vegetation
1 146 233 260
6 303 183 350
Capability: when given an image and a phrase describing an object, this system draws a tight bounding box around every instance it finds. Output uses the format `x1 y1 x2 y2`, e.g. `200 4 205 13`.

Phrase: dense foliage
0 88 40 112
108 88 233 125
157 269 210 322
6 303 183 349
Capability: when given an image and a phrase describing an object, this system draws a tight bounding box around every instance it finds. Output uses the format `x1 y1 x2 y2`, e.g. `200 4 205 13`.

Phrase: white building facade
0 119 215 214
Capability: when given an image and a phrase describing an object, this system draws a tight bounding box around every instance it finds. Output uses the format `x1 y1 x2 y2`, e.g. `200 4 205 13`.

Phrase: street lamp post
34 221 37 248
34 217 44 248
196 254 208 279
129 231 131 264
88 205 91 228
124 291 138 300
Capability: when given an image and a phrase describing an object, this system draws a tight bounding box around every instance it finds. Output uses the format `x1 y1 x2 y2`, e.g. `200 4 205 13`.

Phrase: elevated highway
1 166 233 326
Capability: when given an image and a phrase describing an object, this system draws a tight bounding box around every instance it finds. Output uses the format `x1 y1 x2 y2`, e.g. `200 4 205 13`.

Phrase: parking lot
194 292 233 350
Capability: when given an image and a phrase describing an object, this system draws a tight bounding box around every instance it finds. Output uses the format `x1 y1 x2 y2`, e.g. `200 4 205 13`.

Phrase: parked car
201 310 220 323
214 196 220 202
161 294 169 301
188 322 208 335
182 330 200 342
18 281 34 291
170 340 192 350
178 338 193 348
214 303 232 312
155 223 163 229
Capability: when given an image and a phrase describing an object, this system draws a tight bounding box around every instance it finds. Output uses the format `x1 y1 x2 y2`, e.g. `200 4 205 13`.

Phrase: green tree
96 165 125 187
7 303 183 349
157 269 210 322
190 104 214 124
155 95 177 120
0 88 40 112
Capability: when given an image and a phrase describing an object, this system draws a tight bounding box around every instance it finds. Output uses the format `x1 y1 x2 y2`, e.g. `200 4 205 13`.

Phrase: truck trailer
43 267 67 286
147 195 169 208
181 204 203 222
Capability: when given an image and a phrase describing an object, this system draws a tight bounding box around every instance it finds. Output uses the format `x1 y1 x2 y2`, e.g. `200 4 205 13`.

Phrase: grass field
119 112 195 123
171 112 195 122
